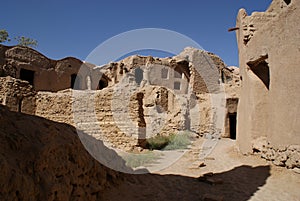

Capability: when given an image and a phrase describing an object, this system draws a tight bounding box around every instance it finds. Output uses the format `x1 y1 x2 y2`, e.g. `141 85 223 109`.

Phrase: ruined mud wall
236 0 300 158
0 76 36 114
0 105 131 200
35 90 74 125
34 85 189 151
0 45 240 150
0 45 93 92
100 55 191 94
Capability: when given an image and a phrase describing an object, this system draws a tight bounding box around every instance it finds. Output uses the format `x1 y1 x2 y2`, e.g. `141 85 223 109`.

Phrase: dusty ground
102 138 300 201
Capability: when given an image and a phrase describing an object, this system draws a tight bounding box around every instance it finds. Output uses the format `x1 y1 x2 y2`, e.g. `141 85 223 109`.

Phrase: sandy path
102 138 300 201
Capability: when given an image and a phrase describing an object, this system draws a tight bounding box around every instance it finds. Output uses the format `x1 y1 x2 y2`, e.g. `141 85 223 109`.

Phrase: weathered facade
0 45 102 91
0 44 239 151
236 0 300 167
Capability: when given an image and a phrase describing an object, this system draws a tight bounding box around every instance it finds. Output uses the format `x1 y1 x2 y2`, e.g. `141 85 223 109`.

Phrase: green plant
146 135 170 150
123 152 161 168
163 132 192 150
0 29 38 47
146 131 193 151
0 29 10 43
15 36 38 48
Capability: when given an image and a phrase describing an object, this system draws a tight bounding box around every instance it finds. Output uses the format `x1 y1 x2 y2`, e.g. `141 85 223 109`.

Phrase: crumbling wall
0 105 131 200
35 90 74 125
0 45 94 92
100 55 191 94
236 0 300 164
252 137 300 168
1 44 240 151
0 76 36 114
137 86 187 137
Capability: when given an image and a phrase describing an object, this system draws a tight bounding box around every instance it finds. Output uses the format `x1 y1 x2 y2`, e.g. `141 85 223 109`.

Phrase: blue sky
0 0 272 66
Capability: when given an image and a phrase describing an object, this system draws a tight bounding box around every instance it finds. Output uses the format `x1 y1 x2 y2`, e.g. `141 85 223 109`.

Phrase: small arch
97 78 108 90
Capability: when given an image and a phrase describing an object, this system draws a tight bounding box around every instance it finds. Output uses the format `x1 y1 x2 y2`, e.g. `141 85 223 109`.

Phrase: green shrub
123 152 161 168
146 135 170 150
146 131 192 151
163 132 191 150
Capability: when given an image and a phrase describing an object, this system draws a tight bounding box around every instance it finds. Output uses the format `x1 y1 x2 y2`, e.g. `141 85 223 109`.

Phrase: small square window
174 82 181 90
161 68 168 79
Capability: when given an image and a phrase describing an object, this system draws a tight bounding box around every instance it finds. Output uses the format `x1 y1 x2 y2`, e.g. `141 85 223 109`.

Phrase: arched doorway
71 74 81 89
97 78 108 90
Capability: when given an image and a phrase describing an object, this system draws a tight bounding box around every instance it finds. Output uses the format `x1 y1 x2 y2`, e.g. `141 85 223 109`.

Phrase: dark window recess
229 113 237 140
161 68 168 79
20 69 34 86
135 67 143 86
18 98 23 112
284 0 291 5
71 74 81 89
174 81 181 90
248 60 270 90
221 71 225 83
98 78 108 90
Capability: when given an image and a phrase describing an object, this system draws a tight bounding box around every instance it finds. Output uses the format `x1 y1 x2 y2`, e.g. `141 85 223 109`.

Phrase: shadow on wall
104 165 271 201
0 105 270 200
0 105 138 200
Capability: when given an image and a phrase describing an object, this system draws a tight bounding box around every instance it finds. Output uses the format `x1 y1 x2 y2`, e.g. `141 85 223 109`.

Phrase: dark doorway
71 74 81 89
229 113 237 140
18 98 23 112
20 69 34 86
98 78 108 90
135 67 143 86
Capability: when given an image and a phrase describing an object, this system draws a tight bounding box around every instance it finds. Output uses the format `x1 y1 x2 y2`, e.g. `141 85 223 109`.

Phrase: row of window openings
19 68 179 90
161 69 184 79
71 74 108 90
134 68 182 90
18 69 107 90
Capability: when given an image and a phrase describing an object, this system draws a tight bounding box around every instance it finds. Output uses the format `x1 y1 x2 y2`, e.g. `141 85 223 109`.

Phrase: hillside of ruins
0 0 299 200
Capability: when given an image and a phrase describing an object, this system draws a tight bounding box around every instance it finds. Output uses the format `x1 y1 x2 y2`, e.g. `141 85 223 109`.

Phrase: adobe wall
0 45 94 92
33 85 190 151
98 55 191 94
236 0 300 159
0 45 240 151
0 76 36 114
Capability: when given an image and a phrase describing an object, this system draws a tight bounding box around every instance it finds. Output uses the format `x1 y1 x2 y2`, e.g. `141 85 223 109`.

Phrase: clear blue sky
0 0 272 66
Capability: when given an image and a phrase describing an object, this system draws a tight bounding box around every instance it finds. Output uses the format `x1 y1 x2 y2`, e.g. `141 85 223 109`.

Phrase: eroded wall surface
236 0 300 167
0 46 240 152
0 77 36 114
0 45 94 91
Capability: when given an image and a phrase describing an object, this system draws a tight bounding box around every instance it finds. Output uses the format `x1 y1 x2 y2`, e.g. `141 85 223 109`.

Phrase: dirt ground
102 138 300 201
